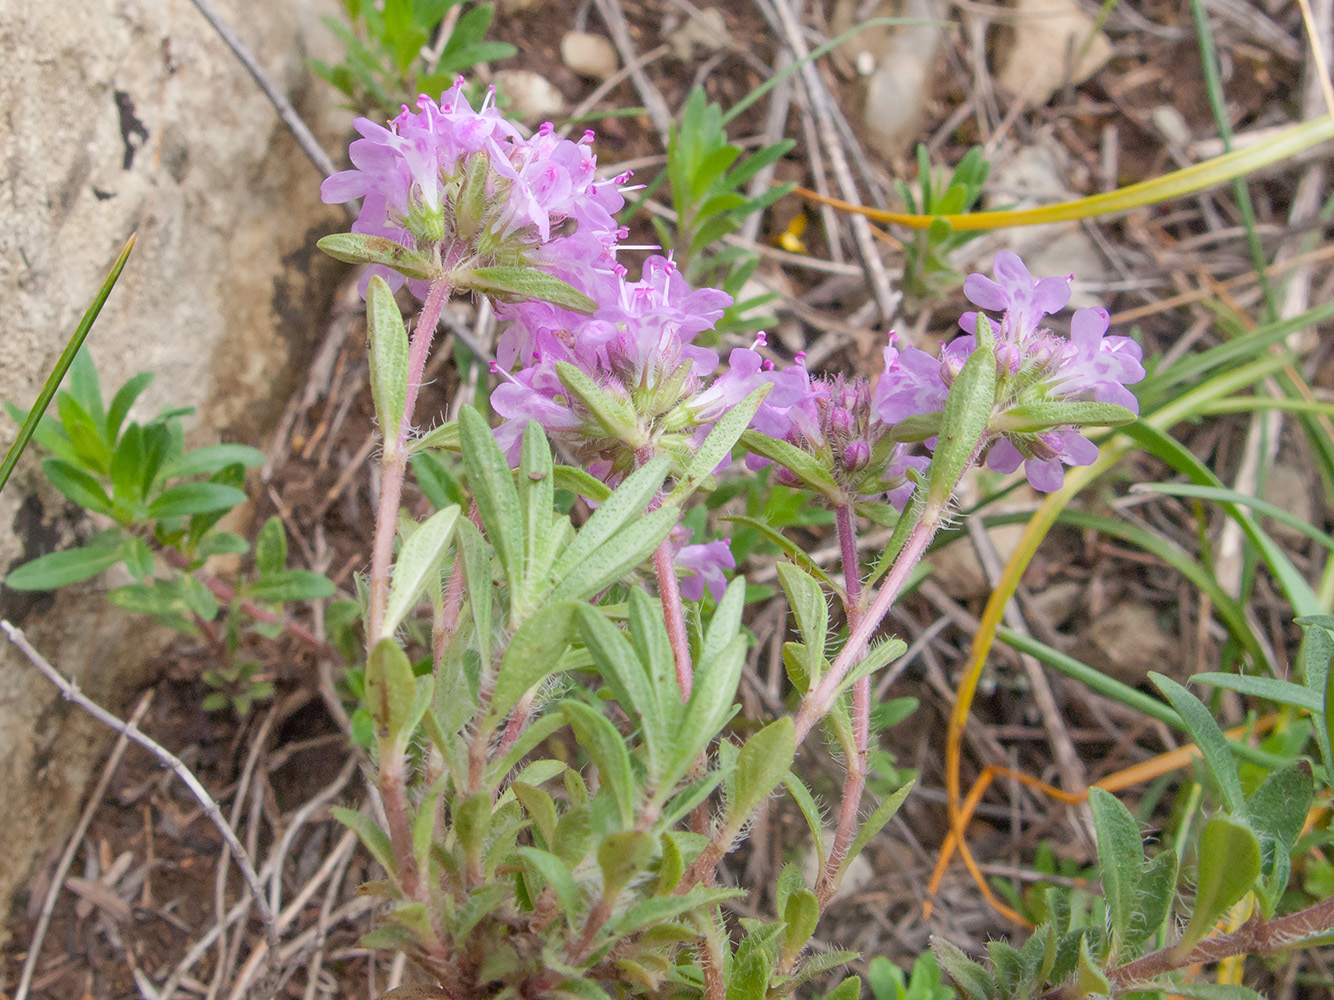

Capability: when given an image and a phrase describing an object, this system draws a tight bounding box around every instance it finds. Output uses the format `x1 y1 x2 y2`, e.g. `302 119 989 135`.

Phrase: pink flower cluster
874 252 1145 492
320 81 624 296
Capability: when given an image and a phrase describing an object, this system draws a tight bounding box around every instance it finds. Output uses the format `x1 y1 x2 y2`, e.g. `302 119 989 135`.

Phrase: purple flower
1046 307 1145 413
321 82 625 296
986 430 1099 493
959 250 1072 344
672 533 735 602
492 255 773 476
873 334 949 426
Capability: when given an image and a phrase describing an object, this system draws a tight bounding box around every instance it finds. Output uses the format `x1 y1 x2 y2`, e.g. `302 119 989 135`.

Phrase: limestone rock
1077 604 1177 687
560 31 619 82
493 70 565 124
0 0 348 934
995 0 1113 107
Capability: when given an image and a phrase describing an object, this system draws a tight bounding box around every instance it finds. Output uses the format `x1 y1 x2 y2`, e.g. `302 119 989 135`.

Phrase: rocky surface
0 0 349 934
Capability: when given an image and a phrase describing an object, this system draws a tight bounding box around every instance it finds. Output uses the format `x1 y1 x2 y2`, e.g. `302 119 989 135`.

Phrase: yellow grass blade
799 117 1334 231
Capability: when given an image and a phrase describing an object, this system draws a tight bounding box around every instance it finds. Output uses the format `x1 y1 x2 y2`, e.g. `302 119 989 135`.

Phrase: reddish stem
821 503 870 902
653 538 693 701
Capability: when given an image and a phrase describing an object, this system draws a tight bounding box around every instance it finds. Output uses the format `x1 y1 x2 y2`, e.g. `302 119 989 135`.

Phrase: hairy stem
653 538 694 700
1037 895 1334 998
368 273 454 645
821 504 870 901
794 505 940 744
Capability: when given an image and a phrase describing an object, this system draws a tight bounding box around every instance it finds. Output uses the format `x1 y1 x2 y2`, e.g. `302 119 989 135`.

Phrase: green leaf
366 637 418 744
776 562 828 684
122 535 155 581
596 830 654 892
576 604 665 781
411 420 460 453
1088 787 1144 954
456 266 597 314
159 443 264 480
612 887 746 936
1177 816 1261 954
671 384 771 503
728 717 795 825
366 275 412 445
105 371 154 443
455 517 493 669
836 637 908 697
783 774 827 871
459 406 524 600
487 601 580 724
0 236 133 497
511 782 559 849
739 430 841 498
561 700 637 827
1152 673 1245 812
4 539 126 590
839 779 913 876
927 315 996 506
930 940 994 1000
330 805 396 876
553 465 611 502
109 423 144 503
517 422 557 609
317 233 441 280
42 458 114 515
242 570 334 602
1127 848 1178 950
66 355 103 430
254 515 287 577
383 504 460 639
515 847 582 924
1247 760 1313 916
547 505 678 604
782 888 820 955
554 361 640 444
1190 672 1323 713
550 457 670 580
993 400 1137 433
147 482 247 520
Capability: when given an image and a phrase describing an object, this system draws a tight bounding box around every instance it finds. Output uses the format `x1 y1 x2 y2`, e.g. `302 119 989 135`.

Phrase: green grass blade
1139 483 1334 554
0 234 135 497
1122 422 1322 616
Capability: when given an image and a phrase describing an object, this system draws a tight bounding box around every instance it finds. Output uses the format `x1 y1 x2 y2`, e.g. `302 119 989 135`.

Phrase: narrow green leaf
840 779 913 875
487 601 580 724
105 371 154 443
147 482 247 520
993 400 1137 433
547 505 678 603
516 847 582 924
777 562 828 685
1191 672 1322 713
457 266 597 313
553 465 611 502
729 717 795 823
42 458 114 515
317 233 440 280
678 385 772 498
1152 673 1245 812
0 234 134 497
458 406 524 600
551 457 670 580
366 275 411 444
553 361 641 444
783 774 827 871
383 504 460 639
330 805 396 875
612 887 746 936
1088 787 1144 953
254 515 287 577
739 429 840 498
1177 816 1261 953
927 317 995 506
576 605 664 779
411 420 460 453
3 540 126 590
1127 848 1178 950
366 637 418 743
242 569 334 602
561 700 637 826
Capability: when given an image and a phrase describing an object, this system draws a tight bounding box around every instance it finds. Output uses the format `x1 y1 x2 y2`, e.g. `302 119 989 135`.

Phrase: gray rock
0 0 349 935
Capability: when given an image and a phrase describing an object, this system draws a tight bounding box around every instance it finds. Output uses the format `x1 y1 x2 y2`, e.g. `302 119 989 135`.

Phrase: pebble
561 31 619 82
492 70 565 124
